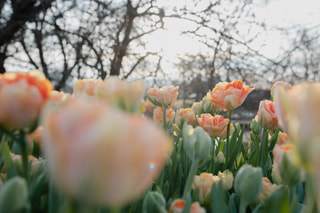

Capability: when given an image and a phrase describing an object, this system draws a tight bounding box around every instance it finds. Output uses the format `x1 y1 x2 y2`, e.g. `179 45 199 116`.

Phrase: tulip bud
279 153 304 186
142 191 167 213
234 164 262 206
191 102 201 115
250 119 262 135
182 124 212 164
0 176 28 213
218 170 234 190
192 172 220 204
215 152 225 164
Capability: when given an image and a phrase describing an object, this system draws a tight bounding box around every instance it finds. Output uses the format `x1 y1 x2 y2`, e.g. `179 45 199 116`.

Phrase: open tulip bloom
0 73 318 213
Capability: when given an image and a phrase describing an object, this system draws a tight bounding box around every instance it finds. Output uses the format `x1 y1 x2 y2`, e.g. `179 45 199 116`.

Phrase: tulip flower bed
0 70 318 213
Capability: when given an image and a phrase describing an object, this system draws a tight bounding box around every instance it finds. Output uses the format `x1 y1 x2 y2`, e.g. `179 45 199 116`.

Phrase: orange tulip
153 106 175 126
0 70 53 129
207 80 253 111
27 126 44 146
198 114 234 138
169 199 206 213
255 100 278 130
73 78 103 97
41 98 172 206
147 86 179 108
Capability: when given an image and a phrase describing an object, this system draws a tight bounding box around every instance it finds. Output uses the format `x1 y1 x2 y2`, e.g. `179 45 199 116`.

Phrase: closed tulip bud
250 119 262 135
200 97 222 114
142 191 167 213
0 70 53 129
218 170 234 190
255 100 279 130
279 152 304 186
182 124 212 164
169 199 206 213
215 152 225 164
191 102 201 115
0 176 28 213
234 164 263 206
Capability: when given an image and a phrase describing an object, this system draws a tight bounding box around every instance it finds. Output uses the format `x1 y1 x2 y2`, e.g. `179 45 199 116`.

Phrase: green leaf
1 141 18 179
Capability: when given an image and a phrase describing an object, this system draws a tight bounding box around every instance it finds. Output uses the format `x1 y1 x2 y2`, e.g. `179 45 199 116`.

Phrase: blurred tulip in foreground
95 77 146 113
41 98 172 207
0 70 52 129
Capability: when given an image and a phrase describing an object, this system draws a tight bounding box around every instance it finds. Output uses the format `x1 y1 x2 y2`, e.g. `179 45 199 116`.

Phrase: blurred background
1 0 319 120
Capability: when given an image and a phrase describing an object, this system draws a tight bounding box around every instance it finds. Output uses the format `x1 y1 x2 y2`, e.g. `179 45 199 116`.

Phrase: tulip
73 78 103 97
200 97 222 115
95 77 146 113
192 172 221 204
257 177 279 204
277 132 289 145
191 102 201 115
27 126 43 146
207 80 254 111
270 81 291 99
234 164 262 212
47 90 72 106
153 107 175 126
175 108 196 130
147 86 179 108
41 97 172 207
218 170 234 190
198 114 234 138
0 70 53 129
169 199 206 213
255 100 278 130
144 100 154 112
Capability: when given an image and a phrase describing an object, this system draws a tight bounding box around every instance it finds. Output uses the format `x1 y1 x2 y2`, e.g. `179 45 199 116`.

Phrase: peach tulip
257 177 279 204
169 199 206 213
73 78 103 96
175 108 196 129
277 132 289 145
198 114 234 138
0 70 53 129
270 81 291 99
207 80 253 111
27 126 44 146
153 106 175 126
41 98 172 207
144 100 154 112
147 86 179 108
192 172 221 204
255 100 278 130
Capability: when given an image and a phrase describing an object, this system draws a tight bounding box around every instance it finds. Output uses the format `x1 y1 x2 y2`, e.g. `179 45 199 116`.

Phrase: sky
145 0 320 79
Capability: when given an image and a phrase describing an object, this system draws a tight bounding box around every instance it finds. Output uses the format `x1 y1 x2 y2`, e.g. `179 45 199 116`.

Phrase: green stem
209 137 216 173
20 134 29 181
259 128 268 175
239 201 247 213
110 207 121 213
183 160 199 200
224 110 232 170
162 106 168 132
